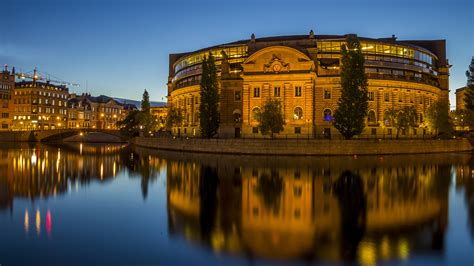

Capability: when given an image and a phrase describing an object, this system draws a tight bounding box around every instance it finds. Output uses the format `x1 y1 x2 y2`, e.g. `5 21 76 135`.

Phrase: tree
165 106 183 131
384 106 418 138
116 110 141 137
333 35 369 139
117 90 156 137
141 89 151 112
199 53 220 138
426 98 454 138
255 98 285 138
464 58 474 126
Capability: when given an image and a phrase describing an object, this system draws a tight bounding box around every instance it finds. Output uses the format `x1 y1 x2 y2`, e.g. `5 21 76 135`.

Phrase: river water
0 143 473 266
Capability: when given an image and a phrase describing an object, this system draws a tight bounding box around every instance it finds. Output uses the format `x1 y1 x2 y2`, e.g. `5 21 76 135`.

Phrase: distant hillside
113 97 167 108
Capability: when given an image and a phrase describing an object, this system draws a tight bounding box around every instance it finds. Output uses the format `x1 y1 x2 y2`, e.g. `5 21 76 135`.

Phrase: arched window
323 109 332 121
293 107 303 120
368 110 376 123
233 109 242 123
251 107 260 121
384 111 391 126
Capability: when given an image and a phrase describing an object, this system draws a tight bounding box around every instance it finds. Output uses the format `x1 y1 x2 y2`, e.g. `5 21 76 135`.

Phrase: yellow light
76 124 80 128
100 113 104 117
57 123 62 127
24 209 29 233
79 132 83 136
398 239 409 260
113 114 117 118
56 116 60 120
358 241 376 266
107 126 110 129
35 209 41 235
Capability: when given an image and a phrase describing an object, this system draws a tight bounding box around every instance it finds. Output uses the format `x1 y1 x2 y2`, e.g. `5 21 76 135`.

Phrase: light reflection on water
0 143 473 265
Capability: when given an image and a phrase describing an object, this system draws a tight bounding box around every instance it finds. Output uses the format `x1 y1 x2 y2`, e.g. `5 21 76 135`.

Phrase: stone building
0 65 15 130
13 80 69 130
167 32 449 138
455 87 468 111
68 93 124 129
150 106 168 131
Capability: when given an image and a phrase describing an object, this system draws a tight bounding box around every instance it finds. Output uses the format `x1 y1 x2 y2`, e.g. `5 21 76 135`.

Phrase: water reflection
160 150 473 264
0 143 126 212
0 143 473 265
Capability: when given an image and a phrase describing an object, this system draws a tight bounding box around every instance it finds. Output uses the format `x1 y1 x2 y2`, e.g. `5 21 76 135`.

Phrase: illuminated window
294 107 303 120
323 109 332 121
251 107 260 121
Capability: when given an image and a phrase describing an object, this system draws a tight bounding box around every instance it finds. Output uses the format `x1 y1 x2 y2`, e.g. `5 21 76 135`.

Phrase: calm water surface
0 143 473 266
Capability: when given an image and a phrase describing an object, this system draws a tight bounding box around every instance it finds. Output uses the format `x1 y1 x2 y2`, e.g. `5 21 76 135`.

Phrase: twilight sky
2 0 473 106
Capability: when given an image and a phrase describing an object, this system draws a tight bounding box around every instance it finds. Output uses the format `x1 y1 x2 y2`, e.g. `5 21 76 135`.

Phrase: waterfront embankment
131 137 473 156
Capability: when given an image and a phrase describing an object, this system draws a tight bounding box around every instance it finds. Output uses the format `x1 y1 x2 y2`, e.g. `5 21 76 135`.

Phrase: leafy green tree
117 90 156 137
165 106 183 131
426 99 454 138
384 106 418 138
465 57 474 112
199 53 220 138
255 98 285 138
333 35 369 139
117 110 141 137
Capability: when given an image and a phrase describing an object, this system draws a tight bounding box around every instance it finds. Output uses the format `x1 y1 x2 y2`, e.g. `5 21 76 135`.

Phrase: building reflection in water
163 152 471 265
455 155 474 237
0 142 131 237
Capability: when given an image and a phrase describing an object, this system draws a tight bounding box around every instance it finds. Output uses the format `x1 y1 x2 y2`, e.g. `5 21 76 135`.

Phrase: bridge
0 129 127 143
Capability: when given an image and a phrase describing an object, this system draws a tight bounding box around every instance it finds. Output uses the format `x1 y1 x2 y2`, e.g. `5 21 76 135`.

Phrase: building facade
13 81 69 130
167 32 449 138
0 66 14 130
456 87 468 111
68 94 125 129
150 106 168 131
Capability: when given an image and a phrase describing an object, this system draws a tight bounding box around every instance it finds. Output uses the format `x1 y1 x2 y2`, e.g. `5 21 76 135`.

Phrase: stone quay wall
132 137 473 156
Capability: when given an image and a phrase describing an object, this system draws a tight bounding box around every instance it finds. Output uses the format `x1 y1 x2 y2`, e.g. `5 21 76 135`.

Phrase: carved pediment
263 54 290 73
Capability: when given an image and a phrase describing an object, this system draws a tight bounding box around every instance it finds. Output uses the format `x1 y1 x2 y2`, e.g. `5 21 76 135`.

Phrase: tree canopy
333 35 369 139
426 98 453 138
255 98 285 138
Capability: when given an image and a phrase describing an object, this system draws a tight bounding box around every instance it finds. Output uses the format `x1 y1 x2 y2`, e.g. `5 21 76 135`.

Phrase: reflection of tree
333 170 367 261
254 170 283 214
119 148 159 199
199 166 219 240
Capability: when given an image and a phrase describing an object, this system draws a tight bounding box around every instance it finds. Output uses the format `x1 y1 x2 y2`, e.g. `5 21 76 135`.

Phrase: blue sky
2 0 473 106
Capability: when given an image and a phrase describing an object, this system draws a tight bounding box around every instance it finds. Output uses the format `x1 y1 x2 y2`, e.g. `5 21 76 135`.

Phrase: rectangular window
324 88 331 99
1 124 8 129
387 128 392 135
252 127 258 134
384 92 390 102
253 87 260 98
274 86 280 97
234 91 241 101
368 92 375 101
413 128 417 135
295 127 301 134
371 128 377 135
295 86 302 97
